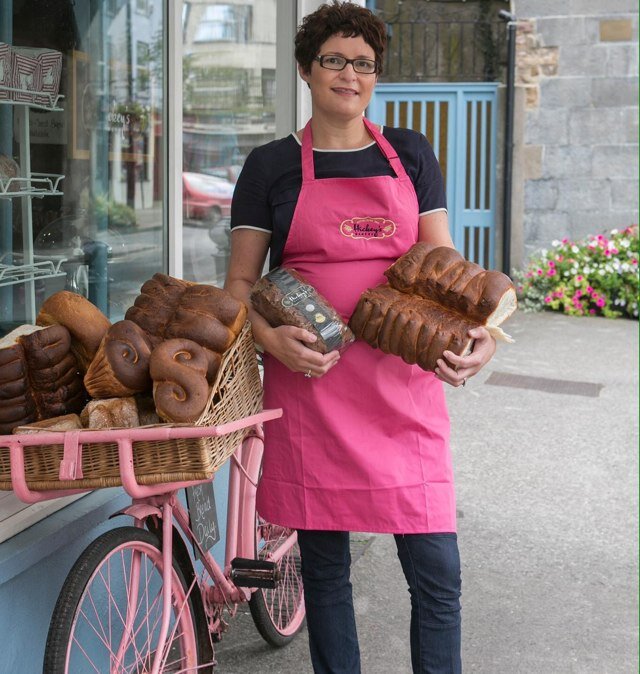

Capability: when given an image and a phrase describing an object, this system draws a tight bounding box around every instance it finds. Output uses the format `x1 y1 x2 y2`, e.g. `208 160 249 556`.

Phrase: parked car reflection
183 172 234 225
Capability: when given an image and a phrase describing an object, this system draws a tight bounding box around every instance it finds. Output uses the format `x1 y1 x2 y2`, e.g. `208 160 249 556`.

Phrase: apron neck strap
301 118 410 182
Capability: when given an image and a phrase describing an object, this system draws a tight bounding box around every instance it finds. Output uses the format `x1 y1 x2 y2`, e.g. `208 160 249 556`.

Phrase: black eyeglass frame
313 54 379 75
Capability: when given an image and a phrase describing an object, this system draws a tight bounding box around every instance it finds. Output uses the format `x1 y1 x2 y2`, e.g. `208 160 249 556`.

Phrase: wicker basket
0 322 262 491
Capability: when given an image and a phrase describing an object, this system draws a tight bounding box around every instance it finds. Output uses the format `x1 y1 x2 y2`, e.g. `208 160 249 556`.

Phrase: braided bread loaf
0 324 85 434
149 339 210 423
349 244 516 372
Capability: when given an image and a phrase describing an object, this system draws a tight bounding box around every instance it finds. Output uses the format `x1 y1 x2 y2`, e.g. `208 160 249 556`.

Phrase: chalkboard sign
185 482 220 559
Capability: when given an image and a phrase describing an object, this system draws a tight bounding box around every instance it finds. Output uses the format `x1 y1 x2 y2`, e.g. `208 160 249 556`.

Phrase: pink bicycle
3 409 305 673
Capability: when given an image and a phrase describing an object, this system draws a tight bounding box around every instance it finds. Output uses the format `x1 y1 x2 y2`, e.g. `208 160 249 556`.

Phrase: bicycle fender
110 503 162 521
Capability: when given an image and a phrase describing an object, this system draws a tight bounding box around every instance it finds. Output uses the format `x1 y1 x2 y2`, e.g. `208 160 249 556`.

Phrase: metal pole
499 10 516 277
0 2 13 324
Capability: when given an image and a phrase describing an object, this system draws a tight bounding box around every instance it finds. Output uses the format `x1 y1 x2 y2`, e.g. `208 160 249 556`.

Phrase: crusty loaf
350 285 479 371
37 291 111 373
0 324 85 434
84 320 154 398
149 338 210 423
13 413 83 434
384 243 517 327
80 397 140 429
250 267 354 354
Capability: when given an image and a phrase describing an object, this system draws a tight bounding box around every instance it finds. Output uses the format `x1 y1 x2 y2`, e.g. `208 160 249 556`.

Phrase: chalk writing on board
186 482 220 559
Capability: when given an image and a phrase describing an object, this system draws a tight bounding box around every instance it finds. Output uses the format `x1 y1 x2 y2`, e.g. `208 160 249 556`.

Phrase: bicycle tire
249 517 306 647
43 526 208 674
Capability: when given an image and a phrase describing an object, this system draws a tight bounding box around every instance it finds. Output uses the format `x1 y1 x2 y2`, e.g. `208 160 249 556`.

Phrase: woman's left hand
434 326 496 388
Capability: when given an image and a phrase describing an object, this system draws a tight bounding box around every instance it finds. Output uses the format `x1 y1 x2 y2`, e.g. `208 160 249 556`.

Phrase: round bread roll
149 338 210 423
37 291 111 373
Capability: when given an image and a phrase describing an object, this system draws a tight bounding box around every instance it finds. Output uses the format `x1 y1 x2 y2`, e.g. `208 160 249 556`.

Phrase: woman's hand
434 326 496 387
263 325 340 378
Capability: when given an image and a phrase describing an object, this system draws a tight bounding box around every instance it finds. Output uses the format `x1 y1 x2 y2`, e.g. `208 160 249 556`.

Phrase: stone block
556 179 612 211
524 145 543 179
591 77 639 107
525 179 559 209
525 108 569 145
569 210 637 240
523 210 569 249
558 45 608 77
606 44 639 78
600 19 633 41
537 17 590 47
569 108 635 144
611 179 639 207
542 146 594 179
592 145 639 179
539 77 592 108
516 0 636 17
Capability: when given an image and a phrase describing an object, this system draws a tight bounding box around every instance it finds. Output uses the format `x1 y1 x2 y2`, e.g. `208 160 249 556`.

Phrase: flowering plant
513 226 639 319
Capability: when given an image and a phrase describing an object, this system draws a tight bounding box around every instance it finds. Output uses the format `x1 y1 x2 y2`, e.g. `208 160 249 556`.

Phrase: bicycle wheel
249 518 306 647
44 526 207 674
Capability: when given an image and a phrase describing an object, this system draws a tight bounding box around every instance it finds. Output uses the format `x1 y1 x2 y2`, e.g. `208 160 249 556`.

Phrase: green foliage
513 226 639 319
92 194 137 229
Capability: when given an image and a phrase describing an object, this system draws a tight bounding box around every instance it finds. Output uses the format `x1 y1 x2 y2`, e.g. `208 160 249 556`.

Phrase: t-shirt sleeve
413 133 447 216
230 147 273 233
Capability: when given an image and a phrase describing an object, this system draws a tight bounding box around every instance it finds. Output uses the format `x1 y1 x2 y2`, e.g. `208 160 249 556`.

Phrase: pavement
213 310 639 674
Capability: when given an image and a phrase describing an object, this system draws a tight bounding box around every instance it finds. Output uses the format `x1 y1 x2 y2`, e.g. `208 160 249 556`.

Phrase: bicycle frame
1 408 299 674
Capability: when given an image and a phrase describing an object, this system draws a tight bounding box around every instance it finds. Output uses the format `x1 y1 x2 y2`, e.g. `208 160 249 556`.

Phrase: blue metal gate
368 83 499 268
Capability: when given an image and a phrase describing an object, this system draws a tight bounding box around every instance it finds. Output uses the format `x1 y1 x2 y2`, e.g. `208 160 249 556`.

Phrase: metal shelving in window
0 84 66 321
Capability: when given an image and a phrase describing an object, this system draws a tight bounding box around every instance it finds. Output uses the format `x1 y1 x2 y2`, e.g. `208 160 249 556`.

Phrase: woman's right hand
262 325 340 378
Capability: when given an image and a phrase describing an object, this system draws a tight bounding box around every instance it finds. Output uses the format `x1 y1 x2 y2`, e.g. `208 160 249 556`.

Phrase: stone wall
512 0 638 261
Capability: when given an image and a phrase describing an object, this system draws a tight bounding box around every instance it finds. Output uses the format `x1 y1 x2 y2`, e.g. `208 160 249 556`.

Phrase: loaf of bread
37 290 111 373
250 267 354 354
149 339 210 423
84 320 154 398
384 243 517 326
349 245 517 372
13 413 82 434
80 397 140 429
124 273 191 342
0 324 85 434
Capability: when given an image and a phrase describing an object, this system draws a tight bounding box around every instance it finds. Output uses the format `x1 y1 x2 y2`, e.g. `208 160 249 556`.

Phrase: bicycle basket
0 321 263 491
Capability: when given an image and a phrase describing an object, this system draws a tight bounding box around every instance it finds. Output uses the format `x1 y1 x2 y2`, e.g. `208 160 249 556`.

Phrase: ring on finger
304 369 312 378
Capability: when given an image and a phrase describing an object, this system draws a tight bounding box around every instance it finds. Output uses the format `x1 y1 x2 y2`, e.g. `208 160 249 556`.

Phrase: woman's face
300 34 378 122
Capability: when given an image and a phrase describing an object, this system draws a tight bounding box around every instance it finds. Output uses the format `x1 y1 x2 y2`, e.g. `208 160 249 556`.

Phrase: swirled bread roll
36 291 111 373
149 339 210 423
84 320 154 398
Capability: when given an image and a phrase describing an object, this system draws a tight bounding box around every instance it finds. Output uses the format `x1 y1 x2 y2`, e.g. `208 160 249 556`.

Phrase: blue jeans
297 530 462 674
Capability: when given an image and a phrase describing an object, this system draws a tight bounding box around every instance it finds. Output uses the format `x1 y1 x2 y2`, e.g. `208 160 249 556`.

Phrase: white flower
622 263 630 272
620 299 627 306
621 239 630 248
583 266 591 274
598 269 606 275
541 249 548 256
572 245 579 253
551 240 560 247
611 229 619 235
564 271 570 277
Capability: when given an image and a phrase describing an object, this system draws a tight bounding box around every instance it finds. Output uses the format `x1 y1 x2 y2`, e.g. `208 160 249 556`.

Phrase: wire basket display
0 322 263 491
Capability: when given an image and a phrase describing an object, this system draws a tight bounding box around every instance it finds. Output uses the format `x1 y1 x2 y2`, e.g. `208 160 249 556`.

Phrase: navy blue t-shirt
231 126 447 269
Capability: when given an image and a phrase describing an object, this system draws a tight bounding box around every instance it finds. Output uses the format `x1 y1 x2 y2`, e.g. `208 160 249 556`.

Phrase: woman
225 3 496 672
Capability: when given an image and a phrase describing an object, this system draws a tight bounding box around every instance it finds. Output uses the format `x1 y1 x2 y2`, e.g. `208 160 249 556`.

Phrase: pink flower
587 286 594 293
605 249 611 256
596 297 606 307
562 237 569 244
576 275 583 282
574 290 583 298
592 292 599 299
632 259 638 265
612 249 619 255
597 234 604 241
526 271 533 278
556 255 564 262
589 309 596 315
547 269 556 276
544 296 552 304
555 291 564 298
548 260 555 267
537 269 544 276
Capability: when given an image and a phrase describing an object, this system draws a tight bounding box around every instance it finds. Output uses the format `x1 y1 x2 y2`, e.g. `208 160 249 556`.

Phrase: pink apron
257 118 456 534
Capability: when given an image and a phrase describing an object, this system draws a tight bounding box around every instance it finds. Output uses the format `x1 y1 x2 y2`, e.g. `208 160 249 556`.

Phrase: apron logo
340 217 397 240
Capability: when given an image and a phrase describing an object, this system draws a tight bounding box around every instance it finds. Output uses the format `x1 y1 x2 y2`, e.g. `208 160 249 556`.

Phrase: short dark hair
295 1 387 75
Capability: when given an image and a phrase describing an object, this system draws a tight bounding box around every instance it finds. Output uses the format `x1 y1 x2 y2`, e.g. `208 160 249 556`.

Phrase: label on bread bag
267 267 344 351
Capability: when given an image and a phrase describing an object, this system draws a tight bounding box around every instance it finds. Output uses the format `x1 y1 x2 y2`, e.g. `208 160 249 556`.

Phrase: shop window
194 5 252 43
0 0 167 538
182 0 278 286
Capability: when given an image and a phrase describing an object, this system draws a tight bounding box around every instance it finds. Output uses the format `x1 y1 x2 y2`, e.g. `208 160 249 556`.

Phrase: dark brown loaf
36 291 111 373
84 320 154 398
149 338 210 423
384 243 517 326
250 267 354 354
0 324 85 434
349 285 479 371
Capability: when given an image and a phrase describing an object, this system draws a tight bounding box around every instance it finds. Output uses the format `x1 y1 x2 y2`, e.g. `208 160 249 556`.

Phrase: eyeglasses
314 54 379 75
